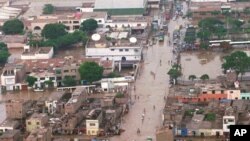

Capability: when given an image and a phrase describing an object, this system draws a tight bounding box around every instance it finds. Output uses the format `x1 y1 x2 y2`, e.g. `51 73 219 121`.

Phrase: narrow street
110 1 189 141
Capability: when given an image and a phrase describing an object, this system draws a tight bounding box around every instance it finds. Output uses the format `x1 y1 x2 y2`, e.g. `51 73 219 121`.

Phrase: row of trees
26 61 104 87
0 42 10 64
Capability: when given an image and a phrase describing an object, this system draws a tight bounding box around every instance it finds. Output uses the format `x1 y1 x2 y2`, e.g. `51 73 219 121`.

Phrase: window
230 91 233 93
64 70 69 73
111 49 115 51
98 20 102 23
90 123 96 126
212 90 215 94
50 77 55 80
28 122 31 125
134 49 138 52
242 97 245 100
71 69 76 72
36 122 40 125
57 77 62 80
125 49 129 52
119 49 123 52
221 90 224 94
203 91 207 94
55 69 61 74
40 77 45 80
73 21 79 24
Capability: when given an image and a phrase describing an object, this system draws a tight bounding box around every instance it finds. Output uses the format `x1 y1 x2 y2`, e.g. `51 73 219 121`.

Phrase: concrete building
86 109 103 135
25 127 51 141
86 32 143 70
29 12 107 33
5 100 32 119
1 35 27 49
21 46 54 60
29 71 57 89
223 116 235 132
0 130 21 141
45 91 65 114
76 2 94 12
26 113 49 132
147 0 160 9
240 92 250 100
227 90 241 100
0 6 22 20
64 87 86 114
94 0 147 16
0 64 26 91
0 120 19 133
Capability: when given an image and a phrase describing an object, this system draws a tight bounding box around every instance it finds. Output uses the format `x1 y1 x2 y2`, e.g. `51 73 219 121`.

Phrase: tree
79 62 104 83
0 42 10 64
42 23 67 39
2 19 24 35
188 75 197 81
44 80 54 88
200 74 209 80
80 19 98 34
63 76 77 86
167 64 182 80
222 51 250 79
26 76 37 87
43 4 54 14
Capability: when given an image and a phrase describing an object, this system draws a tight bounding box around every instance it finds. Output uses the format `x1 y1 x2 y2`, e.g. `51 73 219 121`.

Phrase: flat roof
94 0 146 9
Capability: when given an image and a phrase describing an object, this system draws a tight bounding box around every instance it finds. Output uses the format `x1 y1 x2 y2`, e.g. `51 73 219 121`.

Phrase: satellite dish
129 37 137 43
91 34 101 41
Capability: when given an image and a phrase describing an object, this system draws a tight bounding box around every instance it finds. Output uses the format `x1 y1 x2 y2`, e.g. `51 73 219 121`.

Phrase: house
0 63 26 91
227 90 241 100
76 2 94 12
21 46 54 60
223 116 235 132
5 100 33 119
240 92 250 100
147 0 160 9
0 6 22 20
0 120 19 133
25 127 51 141
100 77 132 92
61 112 83 134
45 91 65 114
94 0 147 16
64 87 86 114
26 113 49 132
29 71 57 89
86 108 103 135
0 130 21 141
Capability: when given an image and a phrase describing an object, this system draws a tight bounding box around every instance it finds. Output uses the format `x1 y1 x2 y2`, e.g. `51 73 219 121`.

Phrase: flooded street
181 52 223 79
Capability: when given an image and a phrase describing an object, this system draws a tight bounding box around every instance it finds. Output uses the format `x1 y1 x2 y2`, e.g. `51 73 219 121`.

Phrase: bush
204 113 216 121
116 92 125 98
185 109 195 116
43 4 54 14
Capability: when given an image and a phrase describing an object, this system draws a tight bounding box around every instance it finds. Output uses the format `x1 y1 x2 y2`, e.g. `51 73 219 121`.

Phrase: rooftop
28 113 48 120
87 32 142 48
94 0 146 9
47 91 65 101
0 119 19 128
22 47 53 55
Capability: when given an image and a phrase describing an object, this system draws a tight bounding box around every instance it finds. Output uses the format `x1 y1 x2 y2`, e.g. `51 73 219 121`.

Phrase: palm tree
188 75 197 81
200 74 209 81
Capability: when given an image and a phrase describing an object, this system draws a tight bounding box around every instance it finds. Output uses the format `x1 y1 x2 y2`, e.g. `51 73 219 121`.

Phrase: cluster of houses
0 77 131 140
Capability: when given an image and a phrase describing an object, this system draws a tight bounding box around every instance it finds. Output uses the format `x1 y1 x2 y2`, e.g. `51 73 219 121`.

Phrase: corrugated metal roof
94 0 146 9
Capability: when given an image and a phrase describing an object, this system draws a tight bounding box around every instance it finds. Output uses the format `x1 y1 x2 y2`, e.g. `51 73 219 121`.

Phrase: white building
0 64 25 91
147 0 160 9
21 46 54 60
100 77 133 92
0 120 19 133
223 116 235 132
86 32 143 64
76 2 94 12
0 6 21 20
29 71 57 89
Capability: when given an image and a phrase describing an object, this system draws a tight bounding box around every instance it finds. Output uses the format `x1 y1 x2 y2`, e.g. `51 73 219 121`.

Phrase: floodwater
180 52 223 80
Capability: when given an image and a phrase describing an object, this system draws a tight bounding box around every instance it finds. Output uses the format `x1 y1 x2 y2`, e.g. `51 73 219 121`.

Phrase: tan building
0 130 21 141
25 113 49 132
5 100 32 119
64 87 86 114
25 127 51 141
